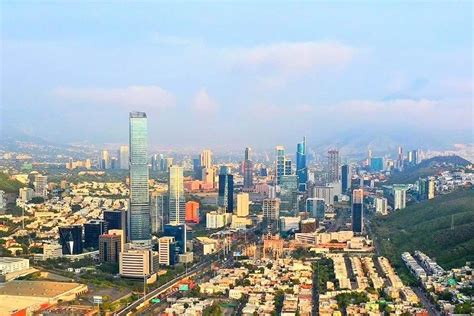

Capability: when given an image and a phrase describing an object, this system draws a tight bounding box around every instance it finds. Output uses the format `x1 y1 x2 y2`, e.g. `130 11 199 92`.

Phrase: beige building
119 249 152 278
158 236 175 266
235 193 250 217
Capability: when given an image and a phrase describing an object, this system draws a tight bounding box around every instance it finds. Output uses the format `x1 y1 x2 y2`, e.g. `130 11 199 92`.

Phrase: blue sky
1 1 472 150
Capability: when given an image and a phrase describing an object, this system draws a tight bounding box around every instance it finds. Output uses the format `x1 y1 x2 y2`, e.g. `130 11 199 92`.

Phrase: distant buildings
168 166 186 224
243 147 253 189
375 197 388 215
103 209 126 233
306 198 325 220
118 145 129 170
296 137 308 192
235 193 249 217
393 185 407 210
100 150 111 169
34 174 48 198
370 157 384 172
327 150 340 183
341 164 351 193
275 146 287 185
218 166 234 213
262 198 280 222
99 232 122 263
128 111 151 244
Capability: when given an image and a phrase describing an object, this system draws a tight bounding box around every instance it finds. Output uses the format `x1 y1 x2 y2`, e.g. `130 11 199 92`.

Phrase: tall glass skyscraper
168 165 186 224
218 166 234 213
296 137 308 192
128 112 151 244
275 146 286 185
243 147 253 189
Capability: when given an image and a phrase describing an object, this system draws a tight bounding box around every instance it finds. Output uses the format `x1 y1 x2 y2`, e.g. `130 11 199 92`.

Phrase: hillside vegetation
371 189 474 270
387 155 471 185
0 172 24 194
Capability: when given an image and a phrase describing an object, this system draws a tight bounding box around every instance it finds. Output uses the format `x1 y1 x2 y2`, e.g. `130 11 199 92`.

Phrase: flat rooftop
0 257 29 263
0 280 85 298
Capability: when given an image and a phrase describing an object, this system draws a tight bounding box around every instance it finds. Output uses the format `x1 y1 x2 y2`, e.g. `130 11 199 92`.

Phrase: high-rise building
275 146 286 185
168 165 185 224
306 198 326 220
84 220 105 250
128 112 151 244
151 154 159 172
341 164 351 193
351 189 364 233
200 149 212 169
393 185 407 210
408 149 418 165
19 187 34 203
118 145 129 170
99 232 122 263
103 209 127 234
296 137 308 192
34 174 48 198
58 225 83 255
370 157 384 172
327 150 340 183
151 194 167 233
158 237 177 266
243 147 253 189
236 193 249 217
202 167 215 188
218 166 234 213
428 178 435 199
192 158 202 180
164 223 187 254
262 198 280 222
279 175 298 211
397 146 404 170
185 201 200 223
100 150 110 169
375 197 388 215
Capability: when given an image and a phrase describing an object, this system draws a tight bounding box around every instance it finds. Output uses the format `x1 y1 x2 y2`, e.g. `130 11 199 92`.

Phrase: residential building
168 165 186 224
262 198 280 222
375 197 388 215
235 193 249 217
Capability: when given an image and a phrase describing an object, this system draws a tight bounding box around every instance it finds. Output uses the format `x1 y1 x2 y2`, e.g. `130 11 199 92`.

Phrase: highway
113 259 212 316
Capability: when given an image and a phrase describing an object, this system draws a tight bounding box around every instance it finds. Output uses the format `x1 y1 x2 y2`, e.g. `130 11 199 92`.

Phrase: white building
375 197 388 215
0 257 30 275
262 198 280 221
393 186 407 210
206 211 227 229
34 174 48 198
158 236 175 266
0 190 5 211
19 187 34 203
118 145 129 170
280 216 300 232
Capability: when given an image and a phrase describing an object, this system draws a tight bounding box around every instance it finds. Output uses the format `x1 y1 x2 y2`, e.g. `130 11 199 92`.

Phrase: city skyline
1 2 472 149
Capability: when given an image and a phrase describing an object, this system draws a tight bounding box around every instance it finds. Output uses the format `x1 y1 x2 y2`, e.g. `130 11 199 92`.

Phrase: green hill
370 189 474 270
387 155 472 185
0 172 24 194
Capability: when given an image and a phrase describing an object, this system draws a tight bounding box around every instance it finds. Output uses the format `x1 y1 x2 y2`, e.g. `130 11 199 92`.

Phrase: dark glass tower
243 147 253 189
84 220 105 250
59 225 83 255
296 137 308 192
129 112 151 244
218 166 234 213
341 164 351 193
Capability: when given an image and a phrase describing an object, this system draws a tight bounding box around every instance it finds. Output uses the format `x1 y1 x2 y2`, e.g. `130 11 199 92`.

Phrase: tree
30 197 45 204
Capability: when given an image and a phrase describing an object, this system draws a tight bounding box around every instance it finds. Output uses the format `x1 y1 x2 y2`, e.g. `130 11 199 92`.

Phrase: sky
1 1 473 151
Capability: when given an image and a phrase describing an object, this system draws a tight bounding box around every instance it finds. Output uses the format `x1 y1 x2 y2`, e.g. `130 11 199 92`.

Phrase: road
114 259 212 316
412 286 441 316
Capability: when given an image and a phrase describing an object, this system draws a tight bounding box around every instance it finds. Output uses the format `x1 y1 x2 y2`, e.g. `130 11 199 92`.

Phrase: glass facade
168 165 186 224
296 137 307 192
218 166 234 213
129 112 151 243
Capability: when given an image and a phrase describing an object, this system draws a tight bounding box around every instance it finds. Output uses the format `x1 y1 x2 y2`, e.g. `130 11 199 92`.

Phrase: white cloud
192 89 219 113
51 85 176 109
229 41 355 76
150 33 204 46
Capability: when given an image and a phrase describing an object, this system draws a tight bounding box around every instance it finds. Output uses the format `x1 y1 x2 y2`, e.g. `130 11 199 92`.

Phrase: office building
296 137 308 192
118 145 129 170
300 218 317 233
40 243 63 260
164 157 173 171
34 174 48 198
311 185 338 206
151 154 159 172
375 197 388 215
341 164 351 193
128 112 151 244
100 150 111 169
279 175 298 211
306 198 326 220
83 220 105 250
351 189 364 233
59 225 83 255
185 201 200 223
193 158 202 180
0 257 30 275
158 237 177 266
151 194 166 233
262 198 280 222
103 209 126 233
200 149 212 169
164 224 187 254
397 146 404 170
393 185 407 210
202 167 215 188
280 216 300 232
370 157 384 172
275 146 286 185
327 150 340 183
119 249 152 278
235 193 249 217
243 147 253 189
218 166 234 213
99 232 122 263
168 165 186 224
408 149 418 164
